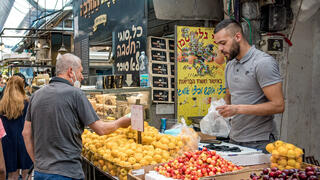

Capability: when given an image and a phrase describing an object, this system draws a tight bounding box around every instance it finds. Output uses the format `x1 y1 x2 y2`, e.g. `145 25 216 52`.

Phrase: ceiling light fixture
58 0 67 54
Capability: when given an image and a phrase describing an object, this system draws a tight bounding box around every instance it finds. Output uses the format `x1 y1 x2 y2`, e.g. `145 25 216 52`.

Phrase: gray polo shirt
225 46 282 142
26 77 99 179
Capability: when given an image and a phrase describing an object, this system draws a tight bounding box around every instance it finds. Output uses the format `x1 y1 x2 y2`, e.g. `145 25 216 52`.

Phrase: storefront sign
113 23 146 86
73 0 147 87
176 26 226 124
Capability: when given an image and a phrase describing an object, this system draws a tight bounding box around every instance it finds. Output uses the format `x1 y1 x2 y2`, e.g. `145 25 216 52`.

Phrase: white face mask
72 71 81 88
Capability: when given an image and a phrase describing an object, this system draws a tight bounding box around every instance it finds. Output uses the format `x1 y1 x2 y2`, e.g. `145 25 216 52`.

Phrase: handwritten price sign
131 105 144 132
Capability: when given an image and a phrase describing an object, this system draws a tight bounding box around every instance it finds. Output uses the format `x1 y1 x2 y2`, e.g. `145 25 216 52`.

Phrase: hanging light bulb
58 0 67 54
58 42 67 53
42 0 50 50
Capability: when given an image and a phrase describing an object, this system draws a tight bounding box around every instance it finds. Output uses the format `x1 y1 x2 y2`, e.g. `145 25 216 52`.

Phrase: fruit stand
81 122 320 180
81 121 200 180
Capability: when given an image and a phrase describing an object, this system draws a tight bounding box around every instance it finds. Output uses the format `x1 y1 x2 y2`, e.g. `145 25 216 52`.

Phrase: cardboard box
201 164 268 180
128 164 269 180
128 164 158 180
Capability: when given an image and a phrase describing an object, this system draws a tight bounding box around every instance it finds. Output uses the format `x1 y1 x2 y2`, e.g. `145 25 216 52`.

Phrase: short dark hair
214 19 244 36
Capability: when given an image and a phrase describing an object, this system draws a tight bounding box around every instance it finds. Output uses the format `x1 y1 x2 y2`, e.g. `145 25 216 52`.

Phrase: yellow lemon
144 155 153 163
154 154 162 163
278 146 288 157
160 137 170 144
133 163 141 170
278 158 287 167
270 156 278 163
294 148 303 157
161 159 167 163
272 150 280 158
297 157 302 163
93 161 99 167
295 162 301 169
98 159 105 166
278 165 285 171
134 153 143 162
168 142 175 149
286 143 295 150
177 141 184 148
128 157 136 165
274 140 284 147
266 143 275 153
102 165 107 171
287 159 296 167
271 163 278 168
287 150 296 159
162 151 170 160
285 165 294 170
126 149 134 156
140 159 148 166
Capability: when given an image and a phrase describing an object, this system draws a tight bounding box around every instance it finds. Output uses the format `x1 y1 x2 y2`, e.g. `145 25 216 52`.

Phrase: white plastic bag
200 98 231 138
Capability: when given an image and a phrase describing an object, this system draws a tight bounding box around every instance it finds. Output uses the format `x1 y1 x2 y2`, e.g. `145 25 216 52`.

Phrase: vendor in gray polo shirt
214 19 285 152
22 53 131 179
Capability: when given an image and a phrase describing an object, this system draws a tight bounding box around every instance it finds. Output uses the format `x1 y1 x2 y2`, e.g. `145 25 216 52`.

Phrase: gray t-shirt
26 77 99 179
225 46 282 142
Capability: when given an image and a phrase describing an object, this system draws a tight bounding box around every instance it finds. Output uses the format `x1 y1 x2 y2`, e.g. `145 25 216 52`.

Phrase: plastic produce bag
200 98 231 138
266 140 304 170
165 117 200 154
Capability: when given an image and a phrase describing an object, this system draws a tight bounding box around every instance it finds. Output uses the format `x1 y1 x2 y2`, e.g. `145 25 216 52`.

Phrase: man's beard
225 39 240 61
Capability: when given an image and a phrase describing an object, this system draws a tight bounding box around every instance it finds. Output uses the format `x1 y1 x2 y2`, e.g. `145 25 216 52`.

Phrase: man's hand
89 116 131 136
115 116 131 129
216 105 238 117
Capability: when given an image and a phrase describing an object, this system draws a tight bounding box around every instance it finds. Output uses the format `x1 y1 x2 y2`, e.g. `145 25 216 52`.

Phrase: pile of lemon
266 140 304 170
82 121 196 180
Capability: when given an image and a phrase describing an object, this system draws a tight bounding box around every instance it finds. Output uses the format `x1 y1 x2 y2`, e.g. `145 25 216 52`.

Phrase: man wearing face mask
214 19 285 152
22 53 131 179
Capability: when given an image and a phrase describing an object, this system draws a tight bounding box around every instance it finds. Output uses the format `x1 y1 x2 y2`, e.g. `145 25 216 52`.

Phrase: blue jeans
34 171 83 180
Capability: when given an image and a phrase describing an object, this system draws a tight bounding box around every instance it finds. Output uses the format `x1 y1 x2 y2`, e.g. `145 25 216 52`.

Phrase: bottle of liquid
160 118 167 133
139 51 149 87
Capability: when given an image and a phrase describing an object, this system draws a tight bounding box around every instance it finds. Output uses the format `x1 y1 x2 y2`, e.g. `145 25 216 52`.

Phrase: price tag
131 105 144 131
